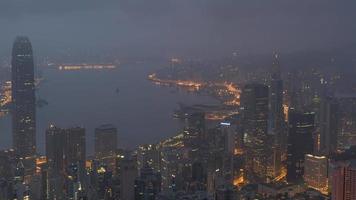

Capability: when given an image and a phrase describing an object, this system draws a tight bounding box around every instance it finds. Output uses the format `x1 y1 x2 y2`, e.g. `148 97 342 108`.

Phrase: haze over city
0 1 356 200
1 0 356 58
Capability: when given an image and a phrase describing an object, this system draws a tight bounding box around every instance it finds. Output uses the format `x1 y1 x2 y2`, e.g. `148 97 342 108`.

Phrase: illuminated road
148 73 204 91
148 73 241 106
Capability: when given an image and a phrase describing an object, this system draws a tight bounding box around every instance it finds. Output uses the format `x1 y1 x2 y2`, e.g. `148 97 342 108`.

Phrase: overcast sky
0 0 355 59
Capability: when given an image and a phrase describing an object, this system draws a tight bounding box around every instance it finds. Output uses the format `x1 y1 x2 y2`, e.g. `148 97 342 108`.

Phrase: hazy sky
0 0 356 58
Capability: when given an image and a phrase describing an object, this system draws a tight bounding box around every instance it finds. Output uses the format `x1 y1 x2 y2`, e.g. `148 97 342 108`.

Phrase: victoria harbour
0 63 218 154
1 1 356 199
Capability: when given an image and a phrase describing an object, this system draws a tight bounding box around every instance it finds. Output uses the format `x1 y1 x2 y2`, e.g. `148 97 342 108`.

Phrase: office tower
65 127 86 195
319 96 339 155
95 124 118 171
134 166 161 200
303 154 328 194
337 96 356 149
45 125 66 199
118 157 138 200
46 125 66 174
234 114 244 155
241 83 270 182
269 54 285 179
269 53 284 140
331 160 356 200
286 110 314 183
65 127 86 170
219 122 236 155
39 164 50 200
329 147 356 200
45 126 86 199
11 36 36 172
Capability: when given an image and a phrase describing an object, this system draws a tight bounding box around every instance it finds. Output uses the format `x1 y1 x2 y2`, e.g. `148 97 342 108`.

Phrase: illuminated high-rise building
269 53 284 140
319 96 339 155
286 110 314 183
337 96 356 150
45 125 86 199
219 122 236 155
303 154 328 194
118 157 138 200
46 125 66 174
331 160 356 200
328 147 356 200
45 125 66 199
95 124 117 171
65 127 86 170
241 83 270 182
11 36 36 163
269 53 285 179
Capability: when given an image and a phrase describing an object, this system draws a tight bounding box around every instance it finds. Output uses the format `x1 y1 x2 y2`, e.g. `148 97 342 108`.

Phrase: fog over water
0 63 218 155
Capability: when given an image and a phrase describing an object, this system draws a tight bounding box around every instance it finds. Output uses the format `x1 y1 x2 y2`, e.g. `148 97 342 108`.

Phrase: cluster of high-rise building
0 37 356 200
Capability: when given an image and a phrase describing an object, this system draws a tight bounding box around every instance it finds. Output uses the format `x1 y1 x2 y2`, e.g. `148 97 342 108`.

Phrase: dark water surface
0 63 217 155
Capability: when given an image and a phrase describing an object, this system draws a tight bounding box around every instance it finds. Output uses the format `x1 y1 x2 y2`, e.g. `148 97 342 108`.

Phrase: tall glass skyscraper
241 83 270 182
286 109 314 183
11 36 36 158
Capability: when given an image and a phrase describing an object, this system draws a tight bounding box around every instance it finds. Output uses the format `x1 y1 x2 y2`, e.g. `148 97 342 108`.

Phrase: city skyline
1 1 356 199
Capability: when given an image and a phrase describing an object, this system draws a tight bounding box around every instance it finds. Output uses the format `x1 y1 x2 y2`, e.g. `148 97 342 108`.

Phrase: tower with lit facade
11 36 36 174
269 53 285 179
303 154 328 194
45 125 86 199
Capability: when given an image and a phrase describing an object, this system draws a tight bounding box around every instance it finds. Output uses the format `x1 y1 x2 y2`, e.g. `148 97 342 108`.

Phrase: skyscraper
337 96 356 150
118 157 138 200
95 124 118 171
46 125 66 174
319 96 339 155
45 125 67 199
65 127 86 171
286 110 314 183
329 147 356 200
45 125 86 199
241 83 270 182
269 53 284 138
303 154 328 194
269 53 285 179
331 160 356 200
11 36 36 158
